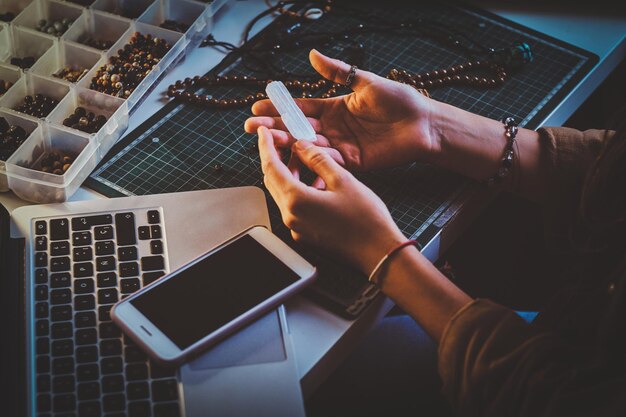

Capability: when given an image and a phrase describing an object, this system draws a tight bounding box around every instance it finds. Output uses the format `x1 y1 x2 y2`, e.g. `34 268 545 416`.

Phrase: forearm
428 99 545 202
375 245 472 343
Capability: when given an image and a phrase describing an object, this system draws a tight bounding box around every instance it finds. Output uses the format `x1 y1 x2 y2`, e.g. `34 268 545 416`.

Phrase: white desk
2 0 625 402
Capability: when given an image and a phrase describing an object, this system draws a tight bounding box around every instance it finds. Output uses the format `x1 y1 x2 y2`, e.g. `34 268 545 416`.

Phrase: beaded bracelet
368 240 419 286
485 116 518 187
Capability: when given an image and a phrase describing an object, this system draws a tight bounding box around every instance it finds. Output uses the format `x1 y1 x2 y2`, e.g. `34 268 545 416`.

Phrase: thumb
293 141 347 189
309 49 376 91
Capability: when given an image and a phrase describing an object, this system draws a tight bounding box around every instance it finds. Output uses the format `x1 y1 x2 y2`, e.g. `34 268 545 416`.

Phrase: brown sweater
438 127 626 417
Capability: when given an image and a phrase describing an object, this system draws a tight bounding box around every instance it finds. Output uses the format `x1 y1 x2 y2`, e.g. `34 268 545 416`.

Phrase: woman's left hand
257 126 406 275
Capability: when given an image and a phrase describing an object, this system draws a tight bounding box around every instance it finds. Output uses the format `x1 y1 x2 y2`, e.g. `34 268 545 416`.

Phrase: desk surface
2 0 625 401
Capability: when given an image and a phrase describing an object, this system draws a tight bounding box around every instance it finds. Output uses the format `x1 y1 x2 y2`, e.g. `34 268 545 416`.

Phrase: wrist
422 98 448 165
359 230 407 277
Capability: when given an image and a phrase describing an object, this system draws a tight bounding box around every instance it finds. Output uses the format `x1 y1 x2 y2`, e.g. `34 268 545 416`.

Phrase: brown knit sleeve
437 299 626 417
537 127 613 250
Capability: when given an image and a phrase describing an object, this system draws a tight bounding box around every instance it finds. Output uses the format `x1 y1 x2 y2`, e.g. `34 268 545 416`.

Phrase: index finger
257 126 303 198
252 98 326 118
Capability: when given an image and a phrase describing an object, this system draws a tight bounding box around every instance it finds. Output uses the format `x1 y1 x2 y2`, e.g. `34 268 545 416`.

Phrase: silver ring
344 65 357 87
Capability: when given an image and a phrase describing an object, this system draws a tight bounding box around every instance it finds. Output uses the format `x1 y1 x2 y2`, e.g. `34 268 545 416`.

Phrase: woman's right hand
245 49 439 172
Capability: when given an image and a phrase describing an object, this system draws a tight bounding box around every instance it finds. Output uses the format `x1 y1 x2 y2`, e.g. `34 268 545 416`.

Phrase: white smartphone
111 225 316 364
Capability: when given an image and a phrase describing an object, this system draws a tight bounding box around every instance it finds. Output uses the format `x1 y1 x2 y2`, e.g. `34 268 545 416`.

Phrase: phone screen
130 234 299 349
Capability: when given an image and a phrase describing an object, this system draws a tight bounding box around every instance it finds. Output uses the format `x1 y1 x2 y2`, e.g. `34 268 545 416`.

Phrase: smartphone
111 225 316 364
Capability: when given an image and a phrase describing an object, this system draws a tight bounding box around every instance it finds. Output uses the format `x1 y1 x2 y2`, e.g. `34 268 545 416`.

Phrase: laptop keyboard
31 208 181 417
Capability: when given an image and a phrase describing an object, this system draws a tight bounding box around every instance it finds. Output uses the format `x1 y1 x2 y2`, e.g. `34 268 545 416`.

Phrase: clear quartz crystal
265 81 316 142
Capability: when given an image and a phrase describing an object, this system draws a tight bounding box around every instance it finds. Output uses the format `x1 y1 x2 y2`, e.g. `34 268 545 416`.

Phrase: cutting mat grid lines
87 2 597 315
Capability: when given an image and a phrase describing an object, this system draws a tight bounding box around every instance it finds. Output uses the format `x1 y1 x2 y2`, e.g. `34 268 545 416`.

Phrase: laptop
0 187 306 417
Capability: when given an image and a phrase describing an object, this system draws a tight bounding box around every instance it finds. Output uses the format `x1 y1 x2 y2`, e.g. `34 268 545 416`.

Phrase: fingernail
295 140 312 150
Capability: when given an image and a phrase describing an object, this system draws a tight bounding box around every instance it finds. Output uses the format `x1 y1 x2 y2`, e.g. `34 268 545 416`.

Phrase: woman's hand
246 49 438 172
257 126 406 275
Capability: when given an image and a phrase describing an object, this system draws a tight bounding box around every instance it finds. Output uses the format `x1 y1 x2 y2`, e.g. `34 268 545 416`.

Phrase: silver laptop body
10 187 305 417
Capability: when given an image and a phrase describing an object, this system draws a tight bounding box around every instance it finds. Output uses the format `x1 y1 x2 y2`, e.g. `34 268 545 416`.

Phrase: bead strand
166 58 507 108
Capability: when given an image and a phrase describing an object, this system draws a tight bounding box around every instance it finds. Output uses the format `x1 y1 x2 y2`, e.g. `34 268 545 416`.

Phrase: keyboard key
74 278 95 295
35 285 48 301
76 364 99 382
77 381 100 401
36 319 49 336
147 210 160 224
95 240 115 256
75 311 96 328
126 363 148 381
78 400 101 417
36 337 50 355
52 357 74 375
51 322 73 339
129 400 151 417
35 252 47 267
72 214 113 231
115 212 136 245
35 268 48 284
94 225 114 241
124 334 135 346
141 255 164 271
51 273 71 288
151 240 164 255
35 301 49 319
76 328 97 346
76 346 98 364
120 262 139 277
150 225 162 239
138 226 151 240
101 357 123 374
35 302 49 318
125 345 147 363
37 355 50 373
154 402 181 417
52 375 75 393
37 393 51 412
74 262 94 278
50 240 70 256
150 361 176 379
50 289 71 305
127 381 150 400
97 272 117 288
37 374 51 392
99 322 121 339
74 295 95 311
100 339 122 357
98 288 118 305
143 271 165 286
73 246 93 262
51 339 73 356
50 256 71 272
118 245 138 261
35 235 47 251
51 305 72 322
35 220 47 235
99 305 113 322
50 219 69 241
96 256 116 272
72 231 92 246
102 375 124 393
121 278 140 294
103 393 125 412
52 393 76 412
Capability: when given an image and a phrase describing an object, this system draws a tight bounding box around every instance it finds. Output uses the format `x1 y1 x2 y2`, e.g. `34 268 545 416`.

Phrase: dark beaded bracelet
485 116 518 187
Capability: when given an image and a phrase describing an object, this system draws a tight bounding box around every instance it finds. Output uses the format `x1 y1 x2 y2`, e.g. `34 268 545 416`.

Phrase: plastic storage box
0 0 229 203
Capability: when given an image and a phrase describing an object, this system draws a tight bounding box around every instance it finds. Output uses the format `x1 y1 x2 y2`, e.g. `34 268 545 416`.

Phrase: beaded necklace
167 0 533 109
